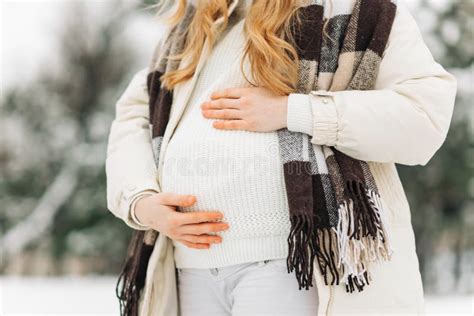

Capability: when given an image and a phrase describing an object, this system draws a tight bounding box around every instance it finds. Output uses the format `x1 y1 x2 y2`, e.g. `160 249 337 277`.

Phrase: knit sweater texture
162 3 295 269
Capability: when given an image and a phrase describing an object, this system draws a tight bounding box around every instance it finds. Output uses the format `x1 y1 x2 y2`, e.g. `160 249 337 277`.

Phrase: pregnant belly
160 132 291 237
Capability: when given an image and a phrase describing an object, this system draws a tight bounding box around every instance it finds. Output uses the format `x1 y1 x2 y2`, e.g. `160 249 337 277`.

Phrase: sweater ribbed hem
173 234 289 269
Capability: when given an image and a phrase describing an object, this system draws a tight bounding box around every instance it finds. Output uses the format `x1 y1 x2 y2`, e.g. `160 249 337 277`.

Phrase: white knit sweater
162 5 295 269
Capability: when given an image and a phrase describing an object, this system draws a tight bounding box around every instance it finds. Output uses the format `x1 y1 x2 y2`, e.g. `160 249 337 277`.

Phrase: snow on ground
0 276 119 315
0 276 472 315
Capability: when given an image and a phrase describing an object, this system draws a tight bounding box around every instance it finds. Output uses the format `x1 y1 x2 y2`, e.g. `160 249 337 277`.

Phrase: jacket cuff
308 90 339 147
129 190 158 230
286 93 314 136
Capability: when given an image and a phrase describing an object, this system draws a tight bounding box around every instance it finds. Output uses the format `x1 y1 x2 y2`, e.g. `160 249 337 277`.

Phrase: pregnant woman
105 0 457 315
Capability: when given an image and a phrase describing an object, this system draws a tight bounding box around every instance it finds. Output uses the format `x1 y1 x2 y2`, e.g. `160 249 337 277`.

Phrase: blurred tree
0 1 147 274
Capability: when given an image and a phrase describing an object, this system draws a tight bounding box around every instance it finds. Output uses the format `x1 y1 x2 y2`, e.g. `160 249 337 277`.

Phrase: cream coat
105 1 457 314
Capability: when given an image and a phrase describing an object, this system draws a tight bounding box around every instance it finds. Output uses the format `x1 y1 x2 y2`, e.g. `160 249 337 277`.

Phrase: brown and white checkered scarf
117 0 397 314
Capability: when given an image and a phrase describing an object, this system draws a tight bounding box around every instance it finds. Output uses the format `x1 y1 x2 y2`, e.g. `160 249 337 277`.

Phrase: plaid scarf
117 0 397 314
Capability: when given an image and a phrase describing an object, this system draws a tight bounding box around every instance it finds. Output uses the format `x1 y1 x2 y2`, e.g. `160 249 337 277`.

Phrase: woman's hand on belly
135 193 229 249
200 87 288 132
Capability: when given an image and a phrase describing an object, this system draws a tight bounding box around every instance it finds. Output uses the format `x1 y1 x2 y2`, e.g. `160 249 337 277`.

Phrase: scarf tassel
287 213 343 291
287 212 316 290
116 231 154 316
313 227 342 287
336 179 394 293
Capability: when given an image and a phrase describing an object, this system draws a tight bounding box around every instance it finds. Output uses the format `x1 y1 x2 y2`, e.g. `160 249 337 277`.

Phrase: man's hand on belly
135 193 229 249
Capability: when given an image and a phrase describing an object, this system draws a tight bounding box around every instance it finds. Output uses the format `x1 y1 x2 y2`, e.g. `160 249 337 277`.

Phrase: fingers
157 192 196 207
175 211 225 225
201 98 242 110
176 233 224 250
210 88 244 100
213 120 250 130
202 108 242 120
179 222 229 235
179 234 223 245
178 240 210 249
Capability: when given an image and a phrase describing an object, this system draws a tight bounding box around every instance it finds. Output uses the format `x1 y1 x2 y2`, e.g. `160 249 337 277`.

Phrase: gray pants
177 258 319 316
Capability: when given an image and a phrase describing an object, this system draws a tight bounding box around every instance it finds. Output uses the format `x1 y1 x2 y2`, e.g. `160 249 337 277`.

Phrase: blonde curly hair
155 0 332 95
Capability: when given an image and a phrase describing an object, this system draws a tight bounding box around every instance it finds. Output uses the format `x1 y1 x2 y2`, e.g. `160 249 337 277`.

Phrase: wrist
131 193 154 227
279 95 289 129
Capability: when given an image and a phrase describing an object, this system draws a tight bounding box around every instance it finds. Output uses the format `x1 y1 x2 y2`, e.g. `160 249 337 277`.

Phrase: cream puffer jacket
105 1 457 314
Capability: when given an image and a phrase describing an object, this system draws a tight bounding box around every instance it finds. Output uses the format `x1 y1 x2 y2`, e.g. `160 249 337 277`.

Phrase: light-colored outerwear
105 0 457 314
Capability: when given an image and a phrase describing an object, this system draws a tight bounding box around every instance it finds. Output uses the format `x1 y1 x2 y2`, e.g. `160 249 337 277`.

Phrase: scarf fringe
287 213 317 290
287 181 393 293
287 213 343 291
314 227 342 287
116 231 155 316
287 180 394 293
335 180 394 293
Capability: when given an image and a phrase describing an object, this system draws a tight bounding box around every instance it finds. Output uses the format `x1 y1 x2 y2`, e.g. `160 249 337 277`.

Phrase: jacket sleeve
286 3 457 166
105 67 160 230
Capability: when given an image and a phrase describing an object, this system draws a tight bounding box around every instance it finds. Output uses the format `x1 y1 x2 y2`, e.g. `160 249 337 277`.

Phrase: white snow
0 276 472 315
0 276 119 315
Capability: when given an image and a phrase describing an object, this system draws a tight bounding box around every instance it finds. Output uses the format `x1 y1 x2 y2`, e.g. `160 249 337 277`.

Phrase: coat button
322 98 329 104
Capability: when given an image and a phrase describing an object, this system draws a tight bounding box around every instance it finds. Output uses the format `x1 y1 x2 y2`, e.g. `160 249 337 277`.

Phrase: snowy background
1 0 473 315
